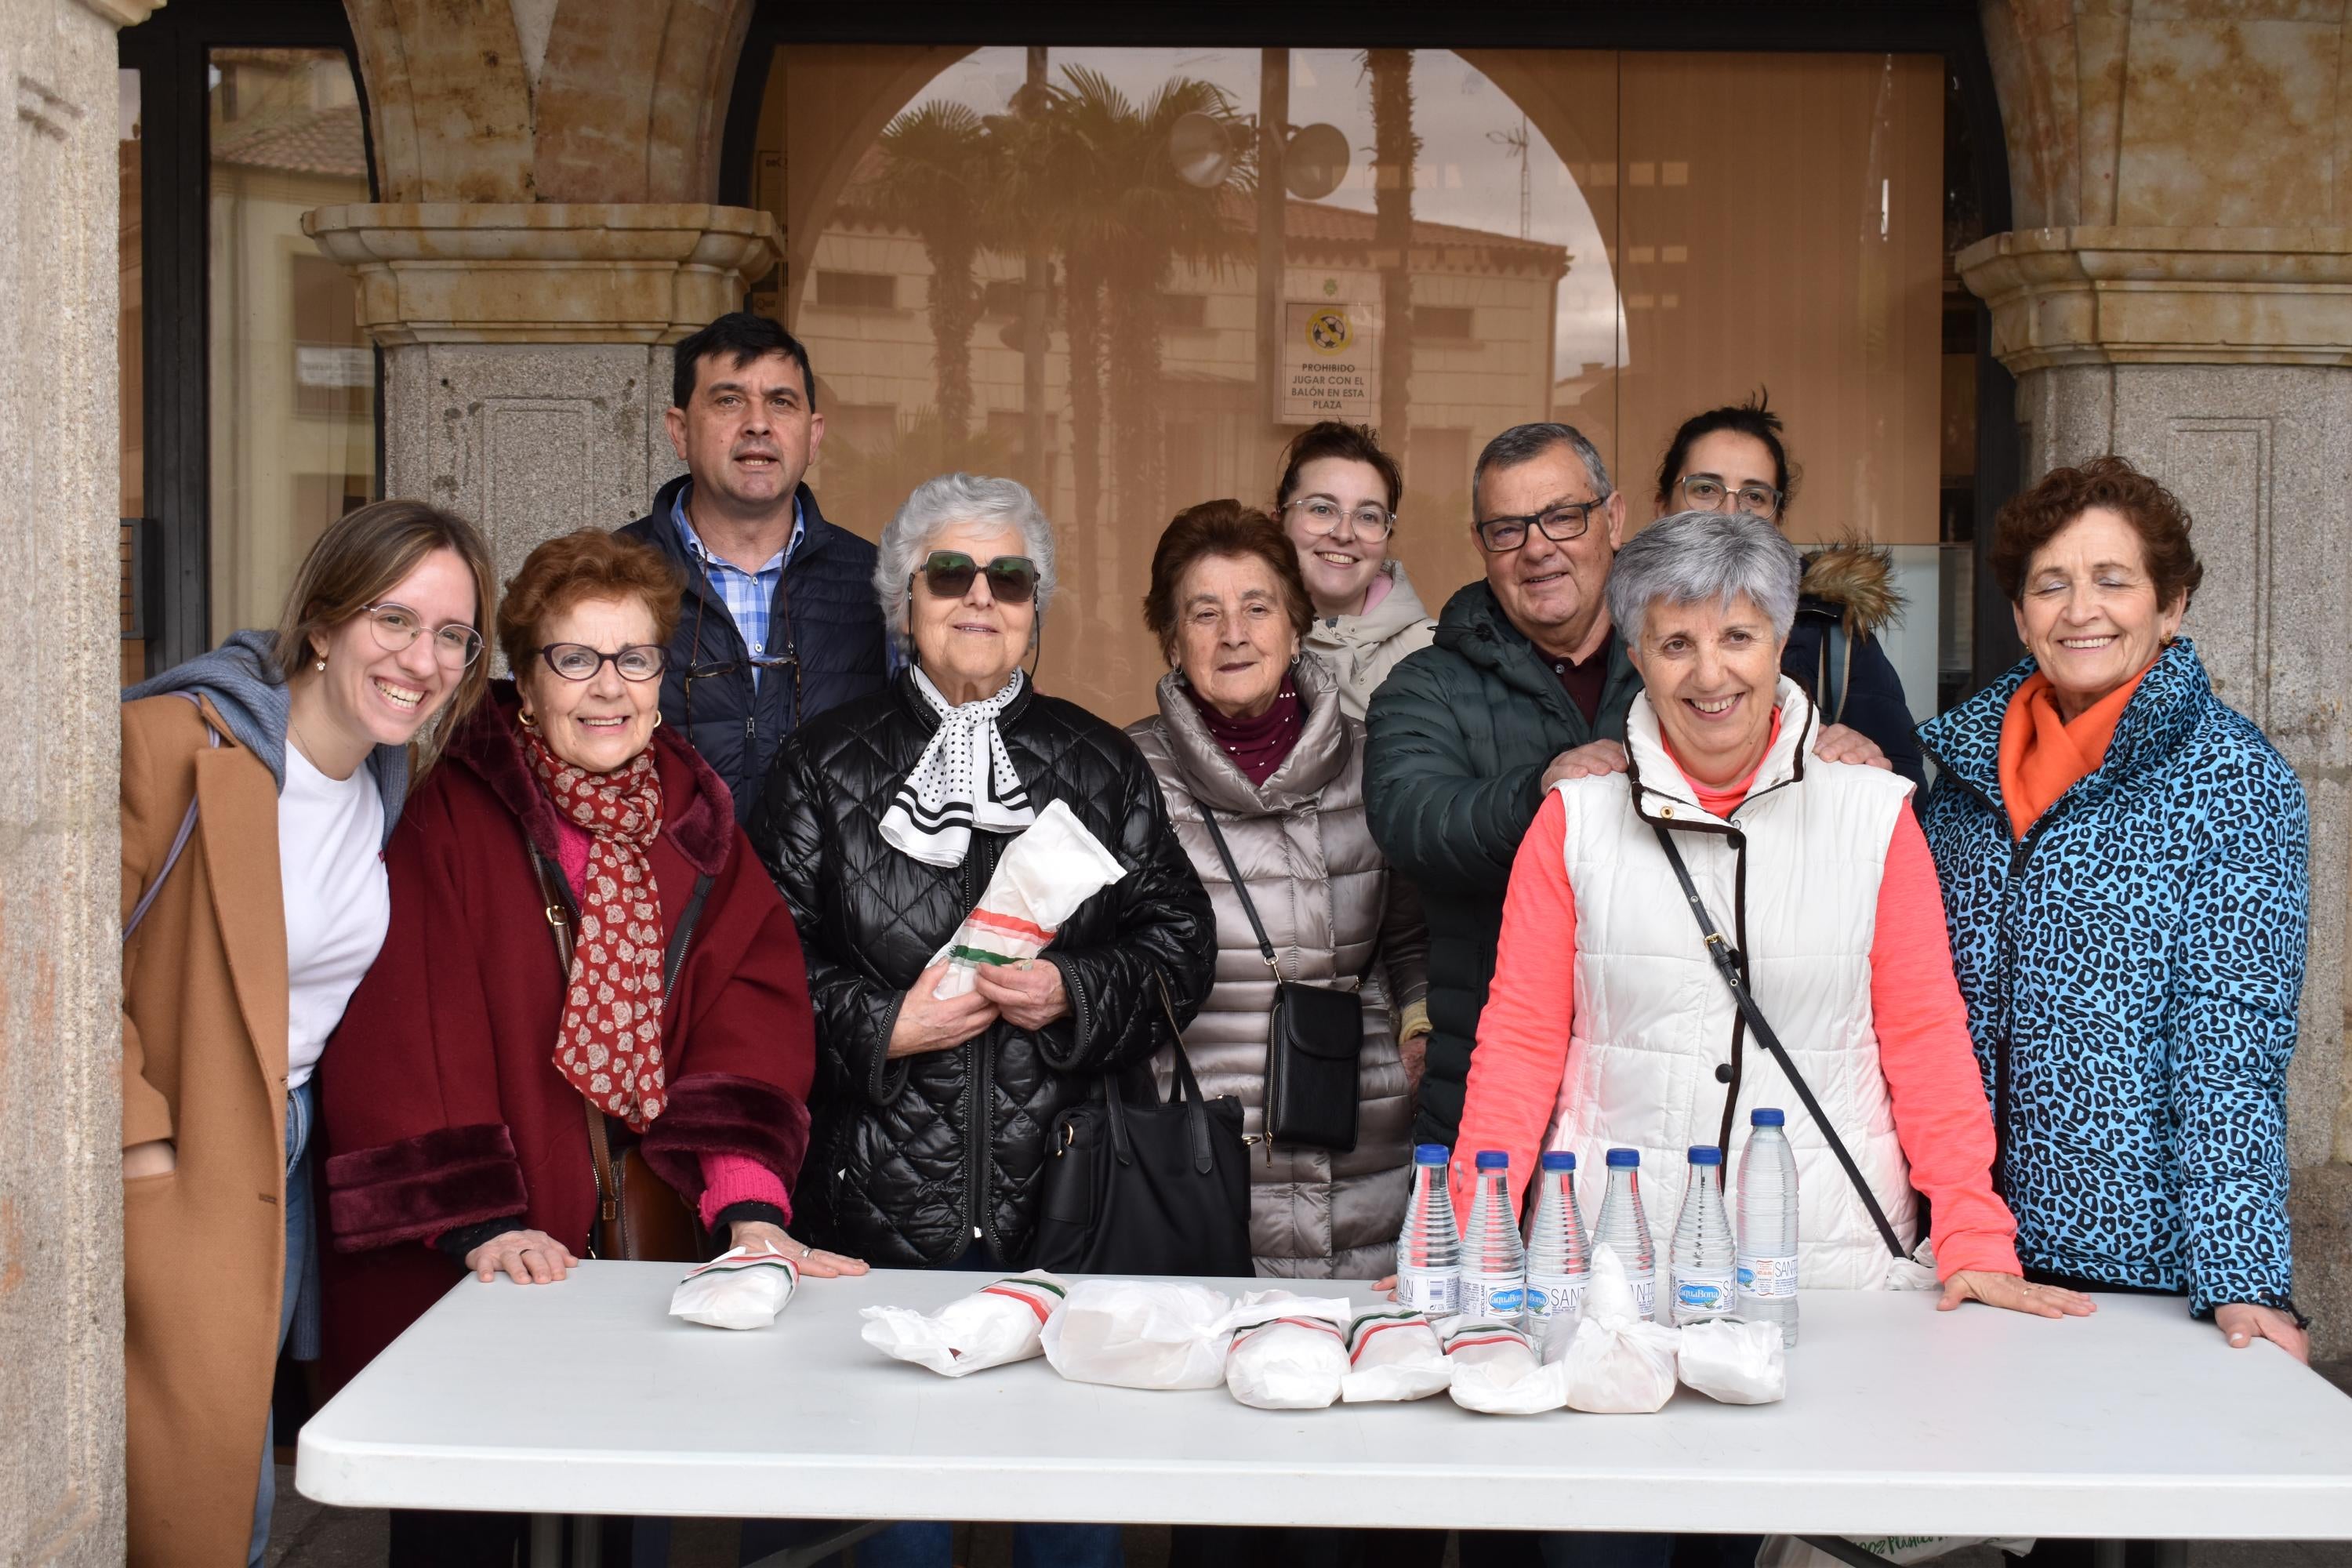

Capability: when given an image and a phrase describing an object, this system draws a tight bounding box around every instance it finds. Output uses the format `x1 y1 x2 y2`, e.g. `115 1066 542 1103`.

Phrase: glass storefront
750 45 1981 727
205 45 375 644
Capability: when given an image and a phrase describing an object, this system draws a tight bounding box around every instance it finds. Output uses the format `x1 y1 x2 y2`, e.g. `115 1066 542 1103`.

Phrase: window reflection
208 47 376 644
758 45 1958 724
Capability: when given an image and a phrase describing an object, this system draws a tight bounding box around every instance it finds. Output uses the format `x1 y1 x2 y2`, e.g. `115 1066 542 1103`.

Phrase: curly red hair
1988 456 2203 610
496 530 685 673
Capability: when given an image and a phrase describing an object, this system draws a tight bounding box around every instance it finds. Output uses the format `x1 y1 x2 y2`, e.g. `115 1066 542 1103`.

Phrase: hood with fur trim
1799 540 1905 639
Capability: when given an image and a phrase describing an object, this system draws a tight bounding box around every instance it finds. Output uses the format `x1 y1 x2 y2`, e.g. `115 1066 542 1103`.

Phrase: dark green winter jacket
1363 579 1641 1147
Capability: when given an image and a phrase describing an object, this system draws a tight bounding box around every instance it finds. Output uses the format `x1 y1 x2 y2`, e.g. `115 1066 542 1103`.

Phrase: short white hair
872 473 1058 659
1606 509 1800 650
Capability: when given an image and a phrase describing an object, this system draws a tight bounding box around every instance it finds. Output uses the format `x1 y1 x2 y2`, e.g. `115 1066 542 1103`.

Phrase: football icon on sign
1305 309 1352 354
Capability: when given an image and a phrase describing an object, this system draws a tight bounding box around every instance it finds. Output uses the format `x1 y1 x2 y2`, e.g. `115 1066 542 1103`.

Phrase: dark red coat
316 684 814 1383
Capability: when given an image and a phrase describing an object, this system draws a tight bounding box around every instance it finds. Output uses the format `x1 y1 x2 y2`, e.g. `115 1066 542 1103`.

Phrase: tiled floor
264 1361 2352 1567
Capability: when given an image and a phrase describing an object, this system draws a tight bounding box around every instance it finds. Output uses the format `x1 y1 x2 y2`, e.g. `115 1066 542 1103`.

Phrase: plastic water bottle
1671 1145 1739 1326
1737 1109 1800 1346
1592 1148 1657 1321
1461 1151 1527 1325
1394 1144 1461 1317
1523 1150 1590 1352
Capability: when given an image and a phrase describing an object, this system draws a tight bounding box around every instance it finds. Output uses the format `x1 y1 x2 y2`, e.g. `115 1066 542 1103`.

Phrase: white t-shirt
279 746 390 1091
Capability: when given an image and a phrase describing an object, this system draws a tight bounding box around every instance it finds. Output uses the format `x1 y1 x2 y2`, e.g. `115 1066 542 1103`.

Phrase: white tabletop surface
296 1262 2352 1539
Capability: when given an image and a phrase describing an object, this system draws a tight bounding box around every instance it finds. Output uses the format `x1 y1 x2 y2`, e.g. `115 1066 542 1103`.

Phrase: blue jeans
249 1080 318 1566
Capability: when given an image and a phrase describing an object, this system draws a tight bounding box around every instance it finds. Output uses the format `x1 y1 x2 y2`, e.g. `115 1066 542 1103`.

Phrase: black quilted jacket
748 673 1215 1267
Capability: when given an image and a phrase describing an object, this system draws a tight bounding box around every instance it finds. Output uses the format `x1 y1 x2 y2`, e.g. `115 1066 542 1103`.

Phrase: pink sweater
557 821 791 1232
1450 763 2020 1281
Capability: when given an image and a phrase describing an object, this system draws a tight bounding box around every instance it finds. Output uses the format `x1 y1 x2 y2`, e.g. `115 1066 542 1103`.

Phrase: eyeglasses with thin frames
532 643 667 682
361 601 483 669
1677 474 1783 518
1283 498 1397 543
1473 492 1612 554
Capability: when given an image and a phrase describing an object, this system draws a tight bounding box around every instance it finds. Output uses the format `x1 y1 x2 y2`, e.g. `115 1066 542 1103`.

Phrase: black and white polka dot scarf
880 667 1036 866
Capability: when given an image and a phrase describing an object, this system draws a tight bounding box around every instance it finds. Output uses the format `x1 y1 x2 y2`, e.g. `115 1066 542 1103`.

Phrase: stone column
303 202 779 590
1965 2 2352 1356
0 0 159 1562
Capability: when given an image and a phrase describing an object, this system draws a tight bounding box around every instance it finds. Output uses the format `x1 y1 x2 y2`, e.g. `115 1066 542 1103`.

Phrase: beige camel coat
121 693 291 1568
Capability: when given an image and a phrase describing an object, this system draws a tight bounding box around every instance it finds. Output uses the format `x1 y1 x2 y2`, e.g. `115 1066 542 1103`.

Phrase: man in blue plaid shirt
618 314 887 819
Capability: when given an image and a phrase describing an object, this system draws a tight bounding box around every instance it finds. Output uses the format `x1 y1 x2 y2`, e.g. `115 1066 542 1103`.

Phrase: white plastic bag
860 1270 1068 1377
1676 1317 1786 1405
667 1246 799 1330
1339 1308 1451 1403
1757 1535 2036 1567
1224 1292 1353 1410
1555 1245 1681 1414
1040 1279 1236 1390
929 800 1127 998
1443 1319 1567 1415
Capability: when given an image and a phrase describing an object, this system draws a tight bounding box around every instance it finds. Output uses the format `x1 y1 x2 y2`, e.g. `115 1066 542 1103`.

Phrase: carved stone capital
300 203 780 347
1958 227 2352 373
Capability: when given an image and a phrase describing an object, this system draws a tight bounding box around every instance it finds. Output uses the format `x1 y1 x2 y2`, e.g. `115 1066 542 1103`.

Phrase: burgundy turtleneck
1185 673 1304 787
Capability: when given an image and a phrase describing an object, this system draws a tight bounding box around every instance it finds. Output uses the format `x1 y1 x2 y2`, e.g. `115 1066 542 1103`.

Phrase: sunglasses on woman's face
918 551 1039 604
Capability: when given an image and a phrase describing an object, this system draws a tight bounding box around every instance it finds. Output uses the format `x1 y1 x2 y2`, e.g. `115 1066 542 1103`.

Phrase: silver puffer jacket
1126 655 1430 1279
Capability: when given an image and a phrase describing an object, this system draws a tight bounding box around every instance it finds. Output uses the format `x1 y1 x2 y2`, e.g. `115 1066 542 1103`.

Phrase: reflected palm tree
873 101 991 439
1367 49 1419 443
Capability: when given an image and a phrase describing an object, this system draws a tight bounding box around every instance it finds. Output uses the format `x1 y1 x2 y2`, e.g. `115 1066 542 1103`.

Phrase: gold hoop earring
517 710 537 729
652 710 663 728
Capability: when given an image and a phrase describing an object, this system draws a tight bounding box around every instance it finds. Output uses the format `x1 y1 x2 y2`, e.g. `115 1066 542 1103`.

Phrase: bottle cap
1687 1145 1722 1165
1413 1144 1450 1166
1540 1151 1577 1172
1475 1149 1509 1171
1606 1148 1639 1168
1751 1108 1786 1127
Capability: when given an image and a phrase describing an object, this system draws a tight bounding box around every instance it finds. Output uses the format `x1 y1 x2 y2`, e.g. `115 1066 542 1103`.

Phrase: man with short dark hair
1366 421 1882 1149
618 312 887 819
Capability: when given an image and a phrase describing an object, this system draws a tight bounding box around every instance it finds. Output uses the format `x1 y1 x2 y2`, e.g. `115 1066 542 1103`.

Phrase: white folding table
296 1263 2352 1566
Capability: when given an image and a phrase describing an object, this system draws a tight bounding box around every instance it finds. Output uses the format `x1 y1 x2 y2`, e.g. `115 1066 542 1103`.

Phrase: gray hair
873 472 1059 657
1606 510 1801 651
1472 421 1612 516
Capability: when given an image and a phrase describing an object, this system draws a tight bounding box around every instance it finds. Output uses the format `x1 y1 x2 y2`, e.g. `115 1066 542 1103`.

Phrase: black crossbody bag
1196 806 1364 1152
1650 822 1906 1259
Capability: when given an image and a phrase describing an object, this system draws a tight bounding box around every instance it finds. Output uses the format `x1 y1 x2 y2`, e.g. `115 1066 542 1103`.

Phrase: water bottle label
1737 1252 1798 1299
1396 1267 1459 1317
1675 1271 1737 1316
1630 1273 1657 1322
1462 1272 1526 1319
1525 1272 1588 1325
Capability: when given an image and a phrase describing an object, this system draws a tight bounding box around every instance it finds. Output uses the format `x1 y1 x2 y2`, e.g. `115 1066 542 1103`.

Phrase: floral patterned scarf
524 730 669 1130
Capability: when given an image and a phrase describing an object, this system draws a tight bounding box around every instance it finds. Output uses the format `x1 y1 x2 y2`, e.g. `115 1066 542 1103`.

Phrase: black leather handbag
1029 972 1254 1278
1195 805 1365 1152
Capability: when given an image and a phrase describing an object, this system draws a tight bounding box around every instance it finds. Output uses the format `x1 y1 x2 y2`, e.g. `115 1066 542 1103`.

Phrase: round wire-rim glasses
362 602 484 669
1284 497 1398 543
1677 474 1783 518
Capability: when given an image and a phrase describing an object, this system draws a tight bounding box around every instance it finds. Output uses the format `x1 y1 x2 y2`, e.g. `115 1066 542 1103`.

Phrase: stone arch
343 0 536 201
534 0 757 202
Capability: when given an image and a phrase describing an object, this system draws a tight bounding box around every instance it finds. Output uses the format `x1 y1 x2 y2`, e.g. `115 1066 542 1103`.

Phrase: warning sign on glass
1278 301 1379 425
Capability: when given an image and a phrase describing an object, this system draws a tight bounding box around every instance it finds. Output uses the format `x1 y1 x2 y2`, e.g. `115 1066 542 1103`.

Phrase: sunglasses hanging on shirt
917 551 1039 604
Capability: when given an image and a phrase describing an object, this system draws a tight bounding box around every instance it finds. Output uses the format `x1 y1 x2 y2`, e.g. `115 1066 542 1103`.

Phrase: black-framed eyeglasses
1283 497 1397 542
1678 474 1783 518
1473 493 1612 554
532 643 668 682
362 601 484 669
916 551 1039 604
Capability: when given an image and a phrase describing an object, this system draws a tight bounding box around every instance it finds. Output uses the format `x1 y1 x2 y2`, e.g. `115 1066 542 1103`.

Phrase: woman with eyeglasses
1654 394 1925 785
1274 420 1436 719
747 474 1212 1568
118 499 495 1567
316 528 851 1560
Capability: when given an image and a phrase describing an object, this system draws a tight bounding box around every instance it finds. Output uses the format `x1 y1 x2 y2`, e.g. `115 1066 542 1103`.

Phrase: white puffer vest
1541 679 1925 1290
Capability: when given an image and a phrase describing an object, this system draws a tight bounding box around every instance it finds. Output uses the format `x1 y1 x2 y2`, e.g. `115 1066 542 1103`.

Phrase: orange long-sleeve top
1450 757 2021 1282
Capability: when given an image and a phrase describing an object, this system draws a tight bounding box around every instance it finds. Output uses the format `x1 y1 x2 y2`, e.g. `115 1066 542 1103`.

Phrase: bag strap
1194 804 1281 978
1817 622 1853 727
1648 821 1905 1260
123 693 221 946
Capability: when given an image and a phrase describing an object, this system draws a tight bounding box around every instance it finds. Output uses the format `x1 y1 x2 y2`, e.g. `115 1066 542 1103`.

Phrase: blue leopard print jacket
1917 637 2307 1317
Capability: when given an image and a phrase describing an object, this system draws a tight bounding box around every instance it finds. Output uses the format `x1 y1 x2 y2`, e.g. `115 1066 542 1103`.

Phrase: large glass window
207 45 375 642
751 45 1969 726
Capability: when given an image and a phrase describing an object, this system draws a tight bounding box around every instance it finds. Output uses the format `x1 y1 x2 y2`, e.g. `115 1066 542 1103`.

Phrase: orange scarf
1996 665 2151 840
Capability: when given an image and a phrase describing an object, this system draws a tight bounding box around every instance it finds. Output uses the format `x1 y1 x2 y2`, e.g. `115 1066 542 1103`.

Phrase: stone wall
1968 2 2352 1353
0 0 156 1562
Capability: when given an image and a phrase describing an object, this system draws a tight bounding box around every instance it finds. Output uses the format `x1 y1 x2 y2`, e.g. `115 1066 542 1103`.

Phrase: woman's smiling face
2013 506 2184 721
1629 590 1786 787
1281 456 1393 617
